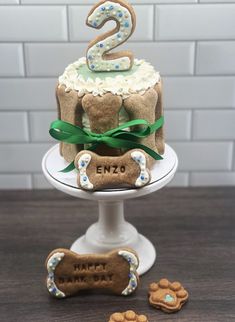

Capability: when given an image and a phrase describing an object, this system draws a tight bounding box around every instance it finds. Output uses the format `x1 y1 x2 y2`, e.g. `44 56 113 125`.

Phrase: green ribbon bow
49 116 164 173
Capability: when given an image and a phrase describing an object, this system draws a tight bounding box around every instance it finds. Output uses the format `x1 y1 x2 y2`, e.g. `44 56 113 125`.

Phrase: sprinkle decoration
87 1 135 72
46 252 65 298
118 250 139 296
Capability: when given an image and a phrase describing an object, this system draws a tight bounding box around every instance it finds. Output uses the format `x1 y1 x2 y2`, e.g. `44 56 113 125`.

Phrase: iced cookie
75 149 151 190
46 248 139 298
148 278 189 313
86 0 136 72
109 310 148 322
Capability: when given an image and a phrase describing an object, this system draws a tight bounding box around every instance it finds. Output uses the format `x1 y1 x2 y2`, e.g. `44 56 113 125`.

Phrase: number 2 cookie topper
86 0 136 72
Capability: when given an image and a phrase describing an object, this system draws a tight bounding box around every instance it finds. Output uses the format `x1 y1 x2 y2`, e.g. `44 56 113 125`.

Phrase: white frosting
59 57 160 99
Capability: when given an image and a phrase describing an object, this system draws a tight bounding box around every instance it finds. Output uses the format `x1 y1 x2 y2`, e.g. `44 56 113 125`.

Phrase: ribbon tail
59 161 76 173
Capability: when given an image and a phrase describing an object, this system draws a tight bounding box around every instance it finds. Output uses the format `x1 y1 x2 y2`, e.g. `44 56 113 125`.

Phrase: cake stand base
42 144 178 275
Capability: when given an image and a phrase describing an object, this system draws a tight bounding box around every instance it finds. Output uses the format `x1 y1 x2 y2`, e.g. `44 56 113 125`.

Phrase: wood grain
0 188 234 322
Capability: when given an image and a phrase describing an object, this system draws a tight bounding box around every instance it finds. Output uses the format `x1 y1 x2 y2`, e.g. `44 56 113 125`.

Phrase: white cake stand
42 144 178 275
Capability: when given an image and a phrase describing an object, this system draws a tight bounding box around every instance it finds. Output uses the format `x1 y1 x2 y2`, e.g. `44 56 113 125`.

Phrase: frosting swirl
59 57 160 98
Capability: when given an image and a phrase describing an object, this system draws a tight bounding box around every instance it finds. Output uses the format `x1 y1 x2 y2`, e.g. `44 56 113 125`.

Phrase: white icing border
59 57 160 98
46 252 65 298
118 250 139 296
131 151 150 187
77 153 94 190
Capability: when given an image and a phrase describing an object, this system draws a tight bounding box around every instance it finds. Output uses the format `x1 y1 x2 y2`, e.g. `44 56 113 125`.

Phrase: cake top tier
59 57 160 99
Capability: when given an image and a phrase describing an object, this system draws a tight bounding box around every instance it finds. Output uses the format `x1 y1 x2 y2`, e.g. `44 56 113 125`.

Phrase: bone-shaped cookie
46 248 139 298
74 149 151 191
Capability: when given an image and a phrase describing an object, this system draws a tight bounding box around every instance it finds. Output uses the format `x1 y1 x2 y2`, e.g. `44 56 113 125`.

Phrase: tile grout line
22 42 27 77
152 4 156 42
231 141 235 170
66 5 70 42
26 111 32 143
193 41 198 75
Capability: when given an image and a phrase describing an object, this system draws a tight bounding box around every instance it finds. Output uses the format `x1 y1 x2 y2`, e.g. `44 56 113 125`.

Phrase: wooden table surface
0 187 234 322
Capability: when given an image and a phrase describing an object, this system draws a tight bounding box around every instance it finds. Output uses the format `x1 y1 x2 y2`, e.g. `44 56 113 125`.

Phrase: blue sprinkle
128 257 132 263
101 6 105 11
124 22 129 28
52 287 57 293
118 13 123 17
91 65 95 69
128 273 132 278
83 176 87 182
81 161 85 167
141 175 145 181
117 33 121 38
109 5 114 10
100 43 104 48
88 55 92 60
49 272 54 278
115 65 119 69
93 22 97 27
131 281 136 287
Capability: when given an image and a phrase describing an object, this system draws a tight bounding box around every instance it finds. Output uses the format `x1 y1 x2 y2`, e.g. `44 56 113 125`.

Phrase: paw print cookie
109 310 148 322
148 278 189 313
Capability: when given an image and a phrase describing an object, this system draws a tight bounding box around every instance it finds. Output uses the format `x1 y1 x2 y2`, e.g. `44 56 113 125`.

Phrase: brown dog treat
74 149 151 191
154 79 165 155
109 310 148 322
56 85 83 162
148 278 189 313
46 248 139 298
123 87 160 166
86 0 136 72
82 93 123 156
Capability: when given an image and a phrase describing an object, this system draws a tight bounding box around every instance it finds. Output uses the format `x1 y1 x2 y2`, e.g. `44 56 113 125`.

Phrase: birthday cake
50 0 165 191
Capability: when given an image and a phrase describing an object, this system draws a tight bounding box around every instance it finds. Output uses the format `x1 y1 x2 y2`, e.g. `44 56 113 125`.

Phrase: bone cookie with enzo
148 278 189 313
49 0 165 191
45 248 139 298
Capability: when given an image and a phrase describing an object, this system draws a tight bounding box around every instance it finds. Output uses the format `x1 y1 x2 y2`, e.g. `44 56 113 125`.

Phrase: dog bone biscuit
148 278 189 313
46 248 139 298
75 149 151 191
109 310 148 322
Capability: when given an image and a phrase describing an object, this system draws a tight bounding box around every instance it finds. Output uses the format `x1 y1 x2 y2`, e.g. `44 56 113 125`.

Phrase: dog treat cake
50 0 165 191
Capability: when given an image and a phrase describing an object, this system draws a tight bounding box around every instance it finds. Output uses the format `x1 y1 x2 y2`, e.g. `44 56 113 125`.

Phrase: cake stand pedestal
42 144 178 275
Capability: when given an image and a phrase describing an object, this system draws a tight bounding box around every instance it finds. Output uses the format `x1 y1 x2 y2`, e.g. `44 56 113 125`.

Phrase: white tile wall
0 174 31 189
190 172 235 187
170 142 233 171
0 44 24 77
0 79 56 109
197 41 235 75
0 6 67 41
32 174 53 189
0 143 52 172
164 77 235 108
0 0 19 3
167 172 189 187
0 112 29 142
29 111 57 141
165 110 192 141
0 0 234 189
156 4 235 40
193 110 235 140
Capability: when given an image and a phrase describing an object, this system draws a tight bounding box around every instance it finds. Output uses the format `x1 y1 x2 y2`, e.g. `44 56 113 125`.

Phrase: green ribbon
49 116 164 173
